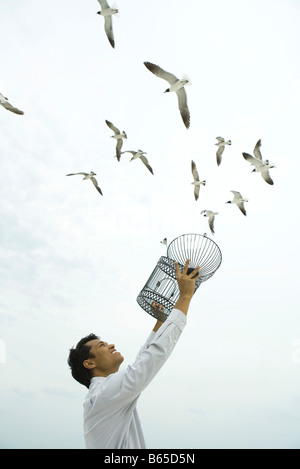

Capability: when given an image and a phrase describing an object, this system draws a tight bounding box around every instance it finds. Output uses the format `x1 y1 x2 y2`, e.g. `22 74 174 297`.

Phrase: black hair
68 333 99 388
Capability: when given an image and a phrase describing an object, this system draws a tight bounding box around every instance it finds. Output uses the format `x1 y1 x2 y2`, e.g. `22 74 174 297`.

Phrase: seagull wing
91 177 103 195
66 172 88 176
140 155 154 174
242 152 262 168
231 190 242 200
208 214 215 235
98 0 110 9
216 145 225 166
201 210 215 234
191 160 199 182
1 100 24 115
104 15 115 48
253 139 263 160
194 185 200 201
216 136 225 143
176 87 190 128
261 169 274 185
115 139 124 161
237 201 247 216
105 120 120 135
144 62 178 85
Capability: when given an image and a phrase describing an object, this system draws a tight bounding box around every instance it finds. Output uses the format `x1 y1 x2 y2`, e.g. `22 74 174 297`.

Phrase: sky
0 0 300 449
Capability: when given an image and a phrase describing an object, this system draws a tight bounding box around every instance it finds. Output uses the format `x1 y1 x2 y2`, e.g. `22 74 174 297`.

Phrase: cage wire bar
137 233 222 321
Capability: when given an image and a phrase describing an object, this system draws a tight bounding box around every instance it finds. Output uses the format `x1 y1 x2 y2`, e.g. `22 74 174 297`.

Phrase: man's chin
114 352 124 362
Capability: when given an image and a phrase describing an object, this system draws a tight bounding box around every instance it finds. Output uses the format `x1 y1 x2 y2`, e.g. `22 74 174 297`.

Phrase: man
68 259 200 449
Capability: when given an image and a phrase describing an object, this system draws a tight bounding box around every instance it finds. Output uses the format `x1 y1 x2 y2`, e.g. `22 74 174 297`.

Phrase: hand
151 301 164 315
151 301 165 331
175 259 200 299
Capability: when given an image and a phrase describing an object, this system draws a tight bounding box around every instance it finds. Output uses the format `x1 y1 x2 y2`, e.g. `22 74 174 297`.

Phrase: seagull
160 238 167 245
143 61 190 129
96 0 118 49
0 93 24 115
66 171 103 195
215 137 231 166
105 120 127 161
243 153 276 185
226 191 248 216
121 150 154 175
242 140 276 185
201 210 218 235
191 160 206 201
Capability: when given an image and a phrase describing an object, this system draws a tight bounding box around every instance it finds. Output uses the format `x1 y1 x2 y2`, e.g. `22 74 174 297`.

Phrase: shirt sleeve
100 308 187 405
134 331 156 360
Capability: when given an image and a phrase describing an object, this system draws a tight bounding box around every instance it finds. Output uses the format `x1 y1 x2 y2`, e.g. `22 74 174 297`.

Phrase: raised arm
152 259 200 332
174 258 200 315
152 302 164 332
101 259 201 406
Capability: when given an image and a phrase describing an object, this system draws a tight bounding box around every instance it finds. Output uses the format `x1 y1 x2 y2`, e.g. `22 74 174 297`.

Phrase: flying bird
143 61 190 129
242 153 276 185
201 210 218 235
66 171 103 195
242 140 276 185
215 137 231 166
121 150 154 175
226 191 248 216
0 93 24 115
105 120 127 161
96 0 118 48
191 160 206 201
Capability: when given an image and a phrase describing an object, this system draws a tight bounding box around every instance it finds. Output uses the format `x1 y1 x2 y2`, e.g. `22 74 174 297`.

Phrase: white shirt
83 308 187 449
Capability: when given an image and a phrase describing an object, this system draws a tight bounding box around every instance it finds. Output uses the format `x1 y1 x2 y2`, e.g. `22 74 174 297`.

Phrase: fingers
174 261 181 278
188 265 201 278
182 258 190 275
175 259 200 278
151 301 164 312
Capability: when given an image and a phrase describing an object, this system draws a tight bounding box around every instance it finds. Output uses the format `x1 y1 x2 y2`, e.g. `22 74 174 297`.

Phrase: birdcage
136 233 222 321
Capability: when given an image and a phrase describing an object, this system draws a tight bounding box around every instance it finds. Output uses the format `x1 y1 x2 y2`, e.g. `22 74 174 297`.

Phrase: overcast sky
0 0 300 449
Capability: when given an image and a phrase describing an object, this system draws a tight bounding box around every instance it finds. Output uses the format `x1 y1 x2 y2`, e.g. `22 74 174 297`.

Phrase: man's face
84 339 124 376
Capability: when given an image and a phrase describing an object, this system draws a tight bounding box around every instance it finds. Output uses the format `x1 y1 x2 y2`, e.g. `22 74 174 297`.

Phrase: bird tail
181 74 192 86
111 3 119 15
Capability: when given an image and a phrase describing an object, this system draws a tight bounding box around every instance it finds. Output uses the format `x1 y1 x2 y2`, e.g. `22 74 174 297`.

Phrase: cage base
136 290 174 322
136 282 202 321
